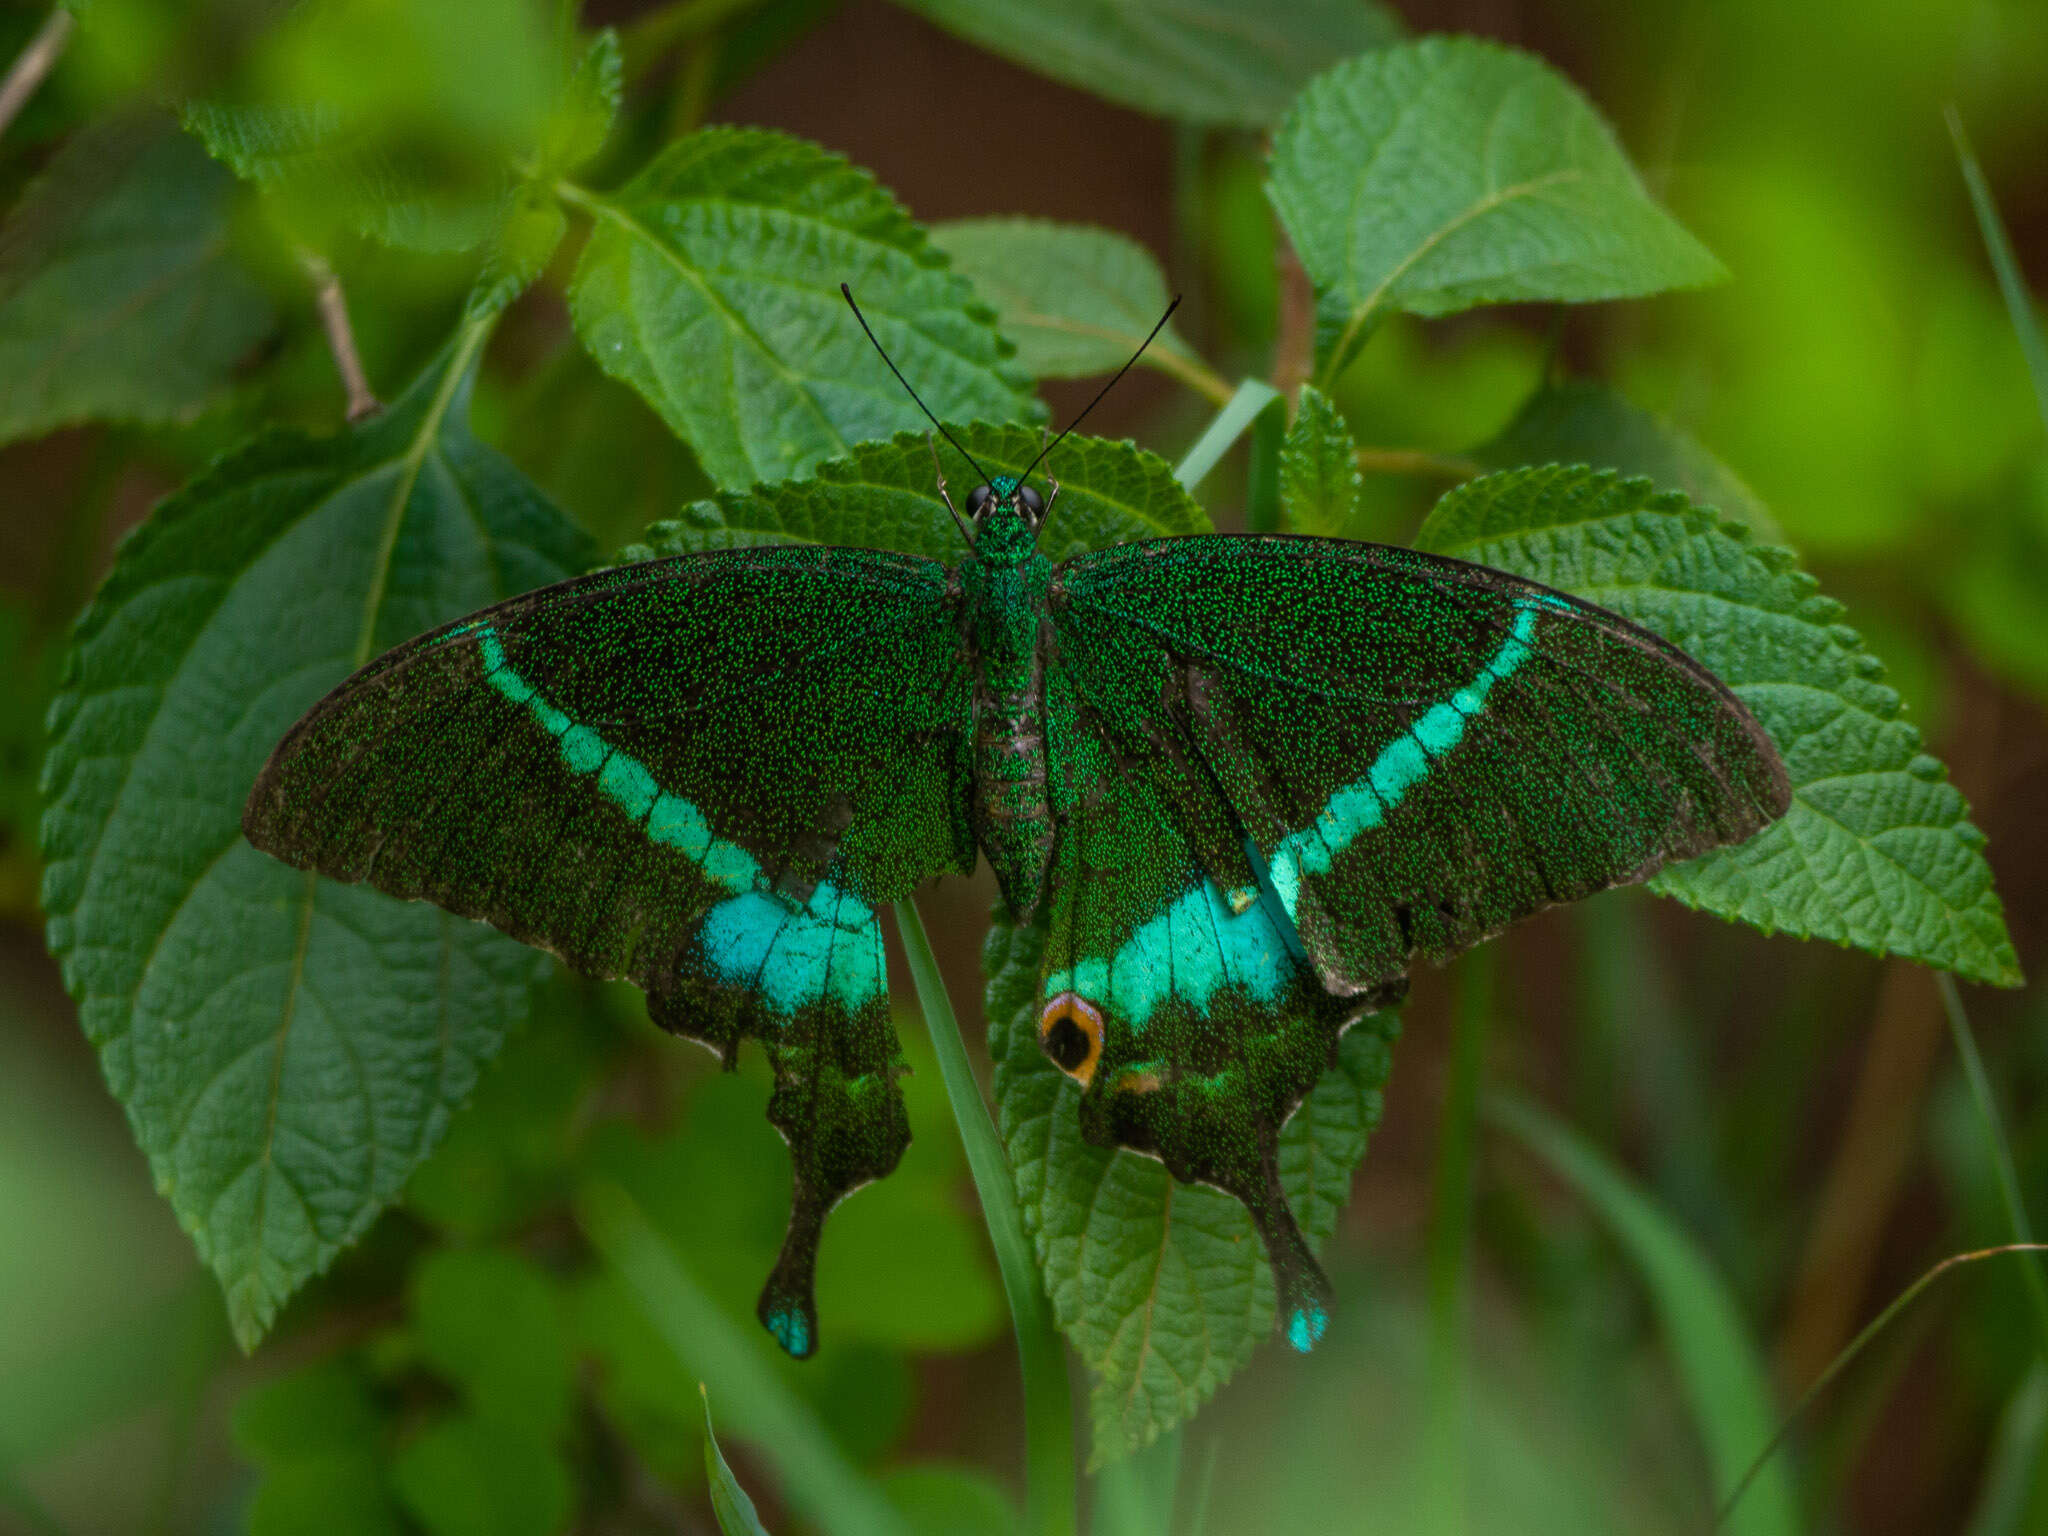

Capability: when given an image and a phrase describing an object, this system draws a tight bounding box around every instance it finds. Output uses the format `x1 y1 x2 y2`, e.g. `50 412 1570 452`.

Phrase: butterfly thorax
960 502 1056 919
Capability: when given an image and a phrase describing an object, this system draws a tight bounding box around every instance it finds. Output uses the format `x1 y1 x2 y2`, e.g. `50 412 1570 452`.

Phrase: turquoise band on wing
465 621 885 1016
1045 595 1567 1028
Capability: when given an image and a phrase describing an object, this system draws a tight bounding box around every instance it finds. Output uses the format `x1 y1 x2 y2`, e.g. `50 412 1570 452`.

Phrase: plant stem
299 249 381 422
1093 1426 1182 1536
1271 234 1315 405
1937 974 2048 1354
1173 378 1281 496
1423 951 1491 1536
0 6 72 141
894 898 1076 1536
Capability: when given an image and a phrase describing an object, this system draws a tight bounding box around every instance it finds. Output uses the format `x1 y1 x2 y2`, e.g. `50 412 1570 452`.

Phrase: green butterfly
244 294 1788 1360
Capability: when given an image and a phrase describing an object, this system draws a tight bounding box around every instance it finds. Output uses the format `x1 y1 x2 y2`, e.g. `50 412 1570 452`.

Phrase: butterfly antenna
1017 294 1180 488
841 284 996 490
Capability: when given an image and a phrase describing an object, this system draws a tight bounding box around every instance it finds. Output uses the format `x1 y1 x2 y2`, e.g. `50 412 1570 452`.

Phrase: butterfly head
965 474 1045 562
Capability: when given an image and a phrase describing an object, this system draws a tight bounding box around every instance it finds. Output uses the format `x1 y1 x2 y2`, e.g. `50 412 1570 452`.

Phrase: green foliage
1268 38 1725 382
566 127 1039 489
893 0 1403 127
626 423 1210 565
930 219 1202 384
0 114 270 442
1277 383 1365 534
39 337 591 1349
181 0 562 253
1417 465 2021 986
984 911 1401 1463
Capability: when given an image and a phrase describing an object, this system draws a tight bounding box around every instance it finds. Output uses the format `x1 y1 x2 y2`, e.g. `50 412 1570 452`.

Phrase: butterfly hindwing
1034 534 1786 1347
1034 661 1396 1349
244 544 976 1356
1051 534 1790 1001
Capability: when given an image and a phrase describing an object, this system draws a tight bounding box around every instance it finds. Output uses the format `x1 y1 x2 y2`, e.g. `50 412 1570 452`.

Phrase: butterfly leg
928 431 974 546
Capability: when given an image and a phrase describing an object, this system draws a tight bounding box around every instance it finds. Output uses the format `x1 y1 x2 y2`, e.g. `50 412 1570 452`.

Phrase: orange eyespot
1037 992 1104 1087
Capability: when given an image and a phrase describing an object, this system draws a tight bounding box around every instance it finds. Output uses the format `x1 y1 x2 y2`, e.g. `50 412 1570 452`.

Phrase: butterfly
243 290 1790 1360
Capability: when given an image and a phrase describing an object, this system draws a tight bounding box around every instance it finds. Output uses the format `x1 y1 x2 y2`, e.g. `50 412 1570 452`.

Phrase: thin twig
1271 231 1315 406
0 6 74 141
1716 1242 2048 1529
299 249 380 422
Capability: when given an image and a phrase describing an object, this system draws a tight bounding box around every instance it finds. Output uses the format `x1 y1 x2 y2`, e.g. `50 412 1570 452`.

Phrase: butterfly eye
1016 484 1045 522
965 484 995 520
1037 992 1104 1087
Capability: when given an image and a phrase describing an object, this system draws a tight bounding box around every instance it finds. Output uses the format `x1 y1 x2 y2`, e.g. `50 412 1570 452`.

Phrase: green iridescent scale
245 486 1788 1361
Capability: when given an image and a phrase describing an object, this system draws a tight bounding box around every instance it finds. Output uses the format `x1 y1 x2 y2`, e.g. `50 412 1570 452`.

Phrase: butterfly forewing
244 543 976 1357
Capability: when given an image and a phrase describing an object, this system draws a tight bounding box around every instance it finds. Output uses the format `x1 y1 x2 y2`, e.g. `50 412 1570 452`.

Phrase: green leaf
1416 465 2021 986
1489 1095 1798 1536
565 127 1039 490
1267 38 1725 383
39 329 594 1350
704 1388 775 1536
984 910 1401 1464
233 1357 386 1463
0 114 271 444
411 1249 574 1435
540 28 622 177
891 0 1402 127
392 1413 573 1536
1471 379 1782 541
233 1358 406 1536
1278 383 1363 534
928 219 1202 384
625 423 1211 566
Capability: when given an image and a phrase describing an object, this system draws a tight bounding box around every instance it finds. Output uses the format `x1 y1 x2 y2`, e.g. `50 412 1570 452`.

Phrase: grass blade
1423 953 1493 1535
1488 1094 1798 1536
1948 108 2048 434
1938 975 2048 1355
896 898 1076 1536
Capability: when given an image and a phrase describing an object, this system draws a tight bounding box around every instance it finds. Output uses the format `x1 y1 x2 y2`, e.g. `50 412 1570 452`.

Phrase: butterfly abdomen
966 554 1056 919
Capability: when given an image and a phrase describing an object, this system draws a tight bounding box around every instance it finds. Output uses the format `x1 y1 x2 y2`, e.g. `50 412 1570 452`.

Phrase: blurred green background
2 0 2046 1531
